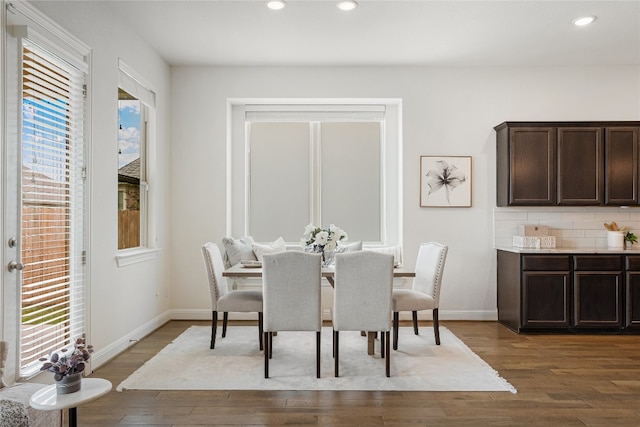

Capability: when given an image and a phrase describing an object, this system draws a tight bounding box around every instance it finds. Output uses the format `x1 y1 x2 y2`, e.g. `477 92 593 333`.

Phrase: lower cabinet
497 250 637 333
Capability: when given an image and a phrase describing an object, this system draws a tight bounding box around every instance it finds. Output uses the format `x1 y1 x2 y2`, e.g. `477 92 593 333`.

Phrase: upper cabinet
496 122 640 207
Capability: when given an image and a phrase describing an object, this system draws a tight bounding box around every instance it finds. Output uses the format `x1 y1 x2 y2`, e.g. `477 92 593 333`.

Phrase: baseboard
170 308 498 322
90 311 172 371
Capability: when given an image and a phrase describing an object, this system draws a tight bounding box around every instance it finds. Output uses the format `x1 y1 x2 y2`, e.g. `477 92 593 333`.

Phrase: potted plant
624 231 637 250
39 337 93 394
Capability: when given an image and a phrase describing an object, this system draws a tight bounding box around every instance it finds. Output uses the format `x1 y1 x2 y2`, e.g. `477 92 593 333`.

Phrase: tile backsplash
494 206 640 249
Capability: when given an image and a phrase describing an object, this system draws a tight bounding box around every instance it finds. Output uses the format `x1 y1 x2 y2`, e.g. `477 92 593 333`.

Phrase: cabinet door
626 271 640 329
605 127 639 205
507 127 556 205
558 127 603 205
522 271 570 328
573 271 623 327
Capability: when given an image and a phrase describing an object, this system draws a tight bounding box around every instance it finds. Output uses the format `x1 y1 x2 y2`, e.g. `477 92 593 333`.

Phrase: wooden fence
118 209 140 249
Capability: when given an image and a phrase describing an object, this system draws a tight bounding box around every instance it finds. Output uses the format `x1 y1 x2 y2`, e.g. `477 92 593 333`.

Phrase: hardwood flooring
76 320 639 426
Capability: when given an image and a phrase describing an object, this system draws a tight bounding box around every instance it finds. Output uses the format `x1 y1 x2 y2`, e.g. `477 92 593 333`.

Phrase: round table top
29 377 112 411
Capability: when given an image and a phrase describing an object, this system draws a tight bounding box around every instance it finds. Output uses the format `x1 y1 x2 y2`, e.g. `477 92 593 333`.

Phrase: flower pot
625 241 634 250
607 231 624 249
56 372 82 395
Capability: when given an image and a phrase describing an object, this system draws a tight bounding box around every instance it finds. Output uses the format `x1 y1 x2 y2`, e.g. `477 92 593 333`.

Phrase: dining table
223 262 416 355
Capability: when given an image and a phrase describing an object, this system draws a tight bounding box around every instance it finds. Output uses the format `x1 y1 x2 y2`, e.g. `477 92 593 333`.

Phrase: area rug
117 326 516 393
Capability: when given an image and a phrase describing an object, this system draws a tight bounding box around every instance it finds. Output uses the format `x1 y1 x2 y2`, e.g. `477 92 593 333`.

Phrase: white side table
29 378 112 427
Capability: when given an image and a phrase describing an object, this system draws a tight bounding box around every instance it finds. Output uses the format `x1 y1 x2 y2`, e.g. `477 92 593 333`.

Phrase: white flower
325 240 337 251
314 231 329 245
304 223 316 238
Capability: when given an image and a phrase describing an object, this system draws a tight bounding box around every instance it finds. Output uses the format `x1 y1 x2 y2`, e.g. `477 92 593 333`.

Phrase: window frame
227 99 403 248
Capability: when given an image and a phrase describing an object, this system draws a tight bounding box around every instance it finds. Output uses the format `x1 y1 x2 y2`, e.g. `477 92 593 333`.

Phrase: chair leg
433 308 440 345
316 331 321 378
264 331 269 378
380 330 385 358
385 331 390 377
211 311 218 349
334 330 339 377
412 311 419 335
222 312 229 338
269 332 273 359
258 312 264 351
393 312 399 350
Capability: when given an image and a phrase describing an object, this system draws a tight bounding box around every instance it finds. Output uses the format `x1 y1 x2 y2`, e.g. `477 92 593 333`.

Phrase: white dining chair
333 251 394 377
392 242 448 349
262 251 322 379
201 242 263 350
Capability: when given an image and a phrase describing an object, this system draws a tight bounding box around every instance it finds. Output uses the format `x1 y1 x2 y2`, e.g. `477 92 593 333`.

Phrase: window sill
115 247 161 267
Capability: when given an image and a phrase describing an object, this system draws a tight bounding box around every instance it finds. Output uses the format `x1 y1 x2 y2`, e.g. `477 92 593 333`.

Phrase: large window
117 62 155 251
229 101 402 246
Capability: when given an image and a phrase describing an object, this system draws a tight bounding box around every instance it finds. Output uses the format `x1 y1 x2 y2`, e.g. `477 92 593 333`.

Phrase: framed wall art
420 155 472 207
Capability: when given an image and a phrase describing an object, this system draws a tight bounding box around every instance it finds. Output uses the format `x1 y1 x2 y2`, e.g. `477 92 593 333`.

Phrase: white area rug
117 326 516 393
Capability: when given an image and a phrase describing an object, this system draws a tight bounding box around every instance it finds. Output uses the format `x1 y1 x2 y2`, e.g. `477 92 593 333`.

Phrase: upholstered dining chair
201 242 263 350
262 251 322 379
392 242 448 349
333 251 394 377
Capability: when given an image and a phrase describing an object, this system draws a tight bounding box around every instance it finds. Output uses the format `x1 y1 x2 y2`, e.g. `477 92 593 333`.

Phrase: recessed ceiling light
267 0 286 11
337 1 358 11
572 16 596 26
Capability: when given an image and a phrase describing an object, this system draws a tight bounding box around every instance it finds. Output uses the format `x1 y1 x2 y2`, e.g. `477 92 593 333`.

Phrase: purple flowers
39 337 94 381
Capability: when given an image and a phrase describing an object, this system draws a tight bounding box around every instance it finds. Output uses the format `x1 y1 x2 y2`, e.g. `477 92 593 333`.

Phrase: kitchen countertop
495 246 640 254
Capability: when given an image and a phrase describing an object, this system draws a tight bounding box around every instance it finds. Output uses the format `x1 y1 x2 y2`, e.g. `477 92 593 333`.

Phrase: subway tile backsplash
494 207 640 249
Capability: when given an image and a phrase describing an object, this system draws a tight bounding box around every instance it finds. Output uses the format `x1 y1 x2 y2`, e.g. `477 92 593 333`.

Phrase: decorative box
512 235 556 249
517 225 549 237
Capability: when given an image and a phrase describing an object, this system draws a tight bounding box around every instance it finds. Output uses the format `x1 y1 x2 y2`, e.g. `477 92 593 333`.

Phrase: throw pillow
336 241 362 253
252 237 286 261
367 244 403 266
221 236 257 268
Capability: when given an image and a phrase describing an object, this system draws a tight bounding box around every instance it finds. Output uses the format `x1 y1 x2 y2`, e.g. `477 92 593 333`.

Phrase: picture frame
420 156 472 207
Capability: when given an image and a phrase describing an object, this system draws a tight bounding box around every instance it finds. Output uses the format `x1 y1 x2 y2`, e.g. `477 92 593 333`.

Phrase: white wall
170 65 640 321
19 1 173 369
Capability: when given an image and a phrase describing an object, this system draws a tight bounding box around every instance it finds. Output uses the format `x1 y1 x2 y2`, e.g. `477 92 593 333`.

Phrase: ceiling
103 0 639 67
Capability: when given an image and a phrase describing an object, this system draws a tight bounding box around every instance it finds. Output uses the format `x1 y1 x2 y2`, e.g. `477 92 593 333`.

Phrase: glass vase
56 372 82 395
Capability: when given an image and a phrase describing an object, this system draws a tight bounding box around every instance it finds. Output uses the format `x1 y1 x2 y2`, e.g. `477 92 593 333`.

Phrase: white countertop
495 246 640 254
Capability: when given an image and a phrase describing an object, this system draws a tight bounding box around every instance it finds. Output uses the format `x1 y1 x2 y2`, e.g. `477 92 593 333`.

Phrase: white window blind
19 39 87 376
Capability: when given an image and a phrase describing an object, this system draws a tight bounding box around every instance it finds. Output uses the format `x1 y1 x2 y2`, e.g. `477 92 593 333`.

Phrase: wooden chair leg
316 331 321 378
412 311 419 335
258 312 264 351
385 331 390 377
393 312 399 350
380 330 385 358
433 308 440 345
211 311 218 349
334 330 339 377
264 331 269 378
222 312 229 337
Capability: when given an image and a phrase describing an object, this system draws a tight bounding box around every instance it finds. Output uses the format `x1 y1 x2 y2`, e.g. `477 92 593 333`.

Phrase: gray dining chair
262 251 322 379
392 242 448 349
333 251 394 377
201 242 263 350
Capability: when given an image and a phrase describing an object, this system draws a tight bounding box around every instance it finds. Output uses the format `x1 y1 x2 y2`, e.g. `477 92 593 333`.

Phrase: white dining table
223 263 415 354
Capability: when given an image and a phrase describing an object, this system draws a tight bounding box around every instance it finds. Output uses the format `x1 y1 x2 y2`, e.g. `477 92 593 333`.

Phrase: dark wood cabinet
497 250 637 333
605 127 639 205
625 256 640 329
573 256 623 328
495 122 640 207
557 127 603 205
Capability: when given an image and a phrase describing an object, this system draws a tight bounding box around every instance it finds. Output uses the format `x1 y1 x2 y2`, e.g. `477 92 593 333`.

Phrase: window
117 61 155 251
229 100 402 246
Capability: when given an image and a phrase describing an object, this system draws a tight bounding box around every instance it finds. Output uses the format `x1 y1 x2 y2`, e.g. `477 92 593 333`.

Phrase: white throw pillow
367 244 403 266
336 241 362 253
252 237 286 261
221 236 257 268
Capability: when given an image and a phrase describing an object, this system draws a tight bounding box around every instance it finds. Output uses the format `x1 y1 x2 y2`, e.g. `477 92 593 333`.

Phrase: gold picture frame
420 156 472 207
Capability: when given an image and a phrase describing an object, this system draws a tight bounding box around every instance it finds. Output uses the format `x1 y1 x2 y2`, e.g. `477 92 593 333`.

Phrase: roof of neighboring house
118 158 140 185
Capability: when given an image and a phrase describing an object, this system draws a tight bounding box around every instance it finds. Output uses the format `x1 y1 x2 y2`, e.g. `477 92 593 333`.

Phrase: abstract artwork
420 156 472 207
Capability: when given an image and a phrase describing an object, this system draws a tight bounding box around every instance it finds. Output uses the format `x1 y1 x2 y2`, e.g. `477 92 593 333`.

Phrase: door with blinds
3 2 90 380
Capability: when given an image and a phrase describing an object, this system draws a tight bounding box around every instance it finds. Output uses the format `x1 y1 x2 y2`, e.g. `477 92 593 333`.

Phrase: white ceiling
104 0 639 67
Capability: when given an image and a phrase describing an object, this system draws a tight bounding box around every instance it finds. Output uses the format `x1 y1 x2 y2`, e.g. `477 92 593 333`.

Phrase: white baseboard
90 311 172 372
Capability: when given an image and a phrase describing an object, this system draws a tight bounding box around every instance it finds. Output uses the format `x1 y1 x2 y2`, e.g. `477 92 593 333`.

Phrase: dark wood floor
76 320 639 426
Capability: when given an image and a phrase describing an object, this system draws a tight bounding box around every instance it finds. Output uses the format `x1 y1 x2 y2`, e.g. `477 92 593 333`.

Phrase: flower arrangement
625 231 637 245
39 337 94 381
303 223 348 252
